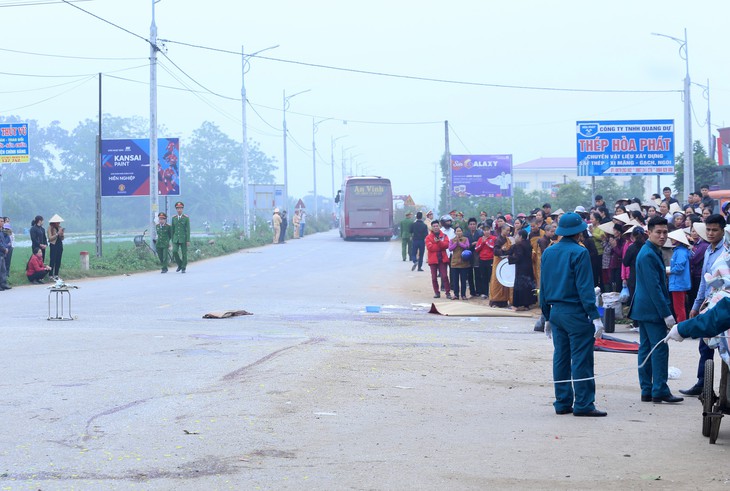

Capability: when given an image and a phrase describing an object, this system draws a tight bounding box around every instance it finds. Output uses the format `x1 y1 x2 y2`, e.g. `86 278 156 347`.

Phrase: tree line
0 115 277 234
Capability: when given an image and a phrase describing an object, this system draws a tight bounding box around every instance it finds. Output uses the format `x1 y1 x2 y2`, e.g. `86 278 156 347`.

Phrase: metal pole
282 89 289 213
683 28 693 198
444 120 451 212
707 78 713 160
96 72 102 257
331 136 336 214
312 117 318 218
434 161 437 213
149 0 159 241
241 45 250 238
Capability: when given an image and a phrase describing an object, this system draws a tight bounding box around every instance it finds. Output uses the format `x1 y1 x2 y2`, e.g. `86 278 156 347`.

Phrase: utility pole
312 118 318 218
683 28 694 197
149 0 160 241
331 136 346 213
282 89 310 214
96 72 102 257
444 120 451 212
241 45 250 238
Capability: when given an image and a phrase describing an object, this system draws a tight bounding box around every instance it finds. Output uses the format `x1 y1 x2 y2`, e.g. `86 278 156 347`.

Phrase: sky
2 0 729 211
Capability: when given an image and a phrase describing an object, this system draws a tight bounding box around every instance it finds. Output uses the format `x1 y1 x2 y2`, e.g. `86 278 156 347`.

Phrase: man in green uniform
540 212 606 417
171 201 190 273
155 212 172 273
400 211 413 262
668 298 730 340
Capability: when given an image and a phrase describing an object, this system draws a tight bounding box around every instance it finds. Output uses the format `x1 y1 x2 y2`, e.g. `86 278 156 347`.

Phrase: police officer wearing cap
541 212 607 417
171 201 190 273
155 212 172 273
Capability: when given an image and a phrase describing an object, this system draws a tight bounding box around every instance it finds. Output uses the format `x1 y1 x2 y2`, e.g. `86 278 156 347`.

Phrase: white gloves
545 321 552 339
664 315 676 329
593 318 604 339
666 325 684 342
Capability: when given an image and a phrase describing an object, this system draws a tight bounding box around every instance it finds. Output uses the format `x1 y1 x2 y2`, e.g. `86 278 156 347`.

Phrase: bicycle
133 229 157 255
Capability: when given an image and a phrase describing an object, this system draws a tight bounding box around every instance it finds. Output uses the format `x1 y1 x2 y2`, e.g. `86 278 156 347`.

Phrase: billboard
101 138 180 197
450 154 513 198
576 120 674 176
0 123 29 163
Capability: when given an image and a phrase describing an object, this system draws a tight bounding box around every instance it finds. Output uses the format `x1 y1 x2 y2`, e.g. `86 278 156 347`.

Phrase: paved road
0 230 726 489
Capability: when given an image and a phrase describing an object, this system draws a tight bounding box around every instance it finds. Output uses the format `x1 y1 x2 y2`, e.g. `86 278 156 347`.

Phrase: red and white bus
339 176 394 241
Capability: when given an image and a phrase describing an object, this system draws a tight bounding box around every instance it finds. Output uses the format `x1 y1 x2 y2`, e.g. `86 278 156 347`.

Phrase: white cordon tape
551 335 671 384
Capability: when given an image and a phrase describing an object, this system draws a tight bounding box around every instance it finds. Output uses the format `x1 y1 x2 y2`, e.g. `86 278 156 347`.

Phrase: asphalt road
1 230 729 490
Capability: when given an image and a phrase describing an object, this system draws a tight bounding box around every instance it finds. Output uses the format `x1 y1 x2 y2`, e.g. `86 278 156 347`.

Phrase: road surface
1 230 727 489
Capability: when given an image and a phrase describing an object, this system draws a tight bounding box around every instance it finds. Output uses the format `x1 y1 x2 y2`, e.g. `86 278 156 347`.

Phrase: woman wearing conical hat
48 214 65 279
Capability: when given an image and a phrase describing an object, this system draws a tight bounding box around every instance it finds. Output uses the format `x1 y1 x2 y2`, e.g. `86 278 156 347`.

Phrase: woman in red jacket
474 220 495 299
26 247 51 284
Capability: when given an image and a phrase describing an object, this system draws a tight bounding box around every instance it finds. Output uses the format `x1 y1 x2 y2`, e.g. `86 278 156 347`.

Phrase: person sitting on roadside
26 246 51 284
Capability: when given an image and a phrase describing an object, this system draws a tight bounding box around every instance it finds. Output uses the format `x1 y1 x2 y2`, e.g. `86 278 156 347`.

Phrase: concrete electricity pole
652 29 693 199
149 0 161 241
331 135 346 213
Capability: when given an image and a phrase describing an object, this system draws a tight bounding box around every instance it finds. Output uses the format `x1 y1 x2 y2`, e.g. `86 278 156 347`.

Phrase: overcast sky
2 0 728 210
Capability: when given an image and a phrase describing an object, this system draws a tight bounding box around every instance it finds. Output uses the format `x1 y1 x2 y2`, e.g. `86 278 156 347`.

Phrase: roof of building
514 157 576 171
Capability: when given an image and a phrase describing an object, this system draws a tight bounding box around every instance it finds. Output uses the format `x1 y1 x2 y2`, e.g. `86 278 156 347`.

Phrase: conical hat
613 213 631 224
550 208 565 216
663 237 675 248
668 202 683 214
598 222 616 234
622 225 636 235
667 229 690 247
693 222 709 242
626 202 641 212
49 214 64 223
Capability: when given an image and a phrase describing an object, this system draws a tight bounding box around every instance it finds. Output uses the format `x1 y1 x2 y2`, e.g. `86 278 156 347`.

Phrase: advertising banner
576 120 674 176
450 154 513 198
0 123 29 163
101 138 180 197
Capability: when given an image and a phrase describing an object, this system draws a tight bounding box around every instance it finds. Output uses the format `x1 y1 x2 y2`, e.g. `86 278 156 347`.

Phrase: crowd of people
400 184 730 416
401 186 727 313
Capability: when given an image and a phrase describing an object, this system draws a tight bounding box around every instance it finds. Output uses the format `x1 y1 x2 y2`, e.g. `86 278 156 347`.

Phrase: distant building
513 157 645 195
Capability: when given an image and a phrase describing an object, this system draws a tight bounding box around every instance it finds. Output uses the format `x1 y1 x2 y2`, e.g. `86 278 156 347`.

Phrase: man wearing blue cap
541 212 606 417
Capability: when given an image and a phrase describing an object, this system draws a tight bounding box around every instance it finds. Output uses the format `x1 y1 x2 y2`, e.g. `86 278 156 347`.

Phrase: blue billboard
0 123 29 163
101 138 179 197
576 120 674 176
450 154 513 198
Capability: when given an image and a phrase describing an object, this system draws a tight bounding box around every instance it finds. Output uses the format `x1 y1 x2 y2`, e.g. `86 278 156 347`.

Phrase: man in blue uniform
629 216 682 403
541 213 606 417
668 297 730 341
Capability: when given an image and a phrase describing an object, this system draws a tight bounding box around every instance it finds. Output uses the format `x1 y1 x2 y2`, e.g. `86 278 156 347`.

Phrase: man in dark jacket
629 216 682 404
410 212 428 272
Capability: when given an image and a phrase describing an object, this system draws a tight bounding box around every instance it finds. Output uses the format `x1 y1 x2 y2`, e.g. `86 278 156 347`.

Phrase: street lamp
652 29 693 199
282 89 310 214
242 44 278 237
331 135 347 213
341 145 355 184
312 117 334 218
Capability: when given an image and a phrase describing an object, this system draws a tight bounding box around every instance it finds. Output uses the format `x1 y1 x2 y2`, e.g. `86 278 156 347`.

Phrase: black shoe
1 285 11 290
652 394 683 403
417 268 424 271
555 408 573 415
641 395 652 402
679 385 702 396
176 267 182 272
181 268 186 274
161 269 167 274
433 293 441 299
411 263 417 271
574 409 607 417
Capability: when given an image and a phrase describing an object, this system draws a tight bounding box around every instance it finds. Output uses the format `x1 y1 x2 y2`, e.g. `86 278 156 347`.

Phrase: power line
158 51 238 101
161 38 681 95
449 124 472 154
59 0 150 45
0 74 96 112
0 0 89 6
0 76 94 94
0 63 149 79
0 46 146 61
246 100 281 133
